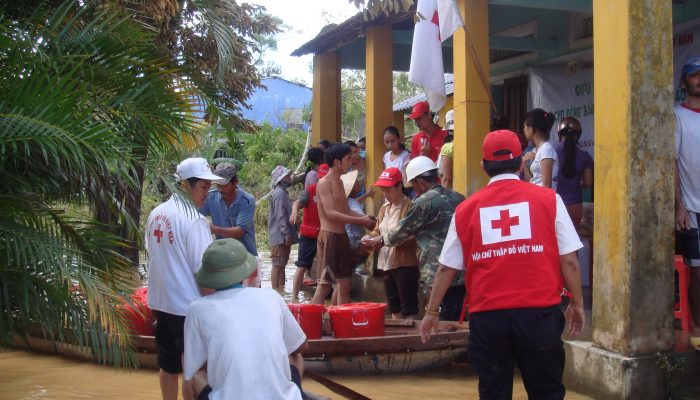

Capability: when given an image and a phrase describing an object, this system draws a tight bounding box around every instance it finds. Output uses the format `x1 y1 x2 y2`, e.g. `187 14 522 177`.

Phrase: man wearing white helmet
367 156 466 320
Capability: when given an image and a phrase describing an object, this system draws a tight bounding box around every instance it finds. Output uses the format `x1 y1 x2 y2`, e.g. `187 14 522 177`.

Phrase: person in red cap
361 168 420 319
420 130 585 400
407 101 448 162
289 163 330 299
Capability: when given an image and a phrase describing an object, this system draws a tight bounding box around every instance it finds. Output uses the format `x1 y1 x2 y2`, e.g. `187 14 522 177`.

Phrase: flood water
0 248 595 399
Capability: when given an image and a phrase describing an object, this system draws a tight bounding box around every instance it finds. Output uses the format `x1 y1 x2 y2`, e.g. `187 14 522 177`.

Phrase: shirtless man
311 143 376 305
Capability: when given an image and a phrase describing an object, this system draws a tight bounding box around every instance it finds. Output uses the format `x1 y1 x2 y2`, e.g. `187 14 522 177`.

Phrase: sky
249 0 360 86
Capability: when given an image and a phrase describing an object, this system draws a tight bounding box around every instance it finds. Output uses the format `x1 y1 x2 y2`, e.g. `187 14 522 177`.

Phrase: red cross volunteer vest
299 184 321 239
455 178 562 312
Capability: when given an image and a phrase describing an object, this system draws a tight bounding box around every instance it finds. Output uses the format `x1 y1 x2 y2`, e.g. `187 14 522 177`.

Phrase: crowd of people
141 56 700 399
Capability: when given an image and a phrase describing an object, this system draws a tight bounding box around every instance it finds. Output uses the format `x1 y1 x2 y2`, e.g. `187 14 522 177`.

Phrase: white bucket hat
271 165 291 186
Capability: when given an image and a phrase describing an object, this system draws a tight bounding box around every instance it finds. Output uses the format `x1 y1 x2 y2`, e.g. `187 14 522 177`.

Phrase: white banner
527 18 700 158
528 66 595 155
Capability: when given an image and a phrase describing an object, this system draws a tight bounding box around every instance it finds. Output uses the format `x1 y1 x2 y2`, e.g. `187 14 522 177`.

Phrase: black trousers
468 306 566 400
440 285 466 321
384 266 420 316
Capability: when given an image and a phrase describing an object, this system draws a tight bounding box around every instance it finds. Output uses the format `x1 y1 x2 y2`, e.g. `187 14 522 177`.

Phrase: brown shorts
270 243 291 268
317 230 354 284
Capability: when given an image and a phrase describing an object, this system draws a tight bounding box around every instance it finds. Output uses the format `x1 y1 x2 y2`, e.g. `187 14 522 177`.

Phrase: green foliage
341 70 367 138
351 0 415 19
237 124 307 198
0 0 210 367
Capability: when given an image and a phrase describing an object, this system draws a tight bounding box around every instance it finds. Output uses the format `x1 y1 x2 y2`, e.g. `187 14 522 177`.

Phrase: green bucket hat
196 239 257 289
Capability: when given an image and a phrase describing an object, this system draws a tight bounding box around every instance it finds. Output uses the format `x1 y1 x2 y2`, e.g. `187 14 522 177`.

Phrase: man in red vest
420 130 585 399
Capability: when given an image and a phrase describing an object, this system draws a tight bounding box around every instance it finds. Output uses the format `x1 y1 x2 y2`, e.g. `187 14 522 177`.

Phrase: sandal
691 337 700 351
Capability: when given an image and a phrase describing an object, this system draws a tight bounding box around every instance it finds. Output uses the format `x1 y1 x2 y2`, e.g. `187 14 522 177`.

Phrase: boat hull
15 320 470 375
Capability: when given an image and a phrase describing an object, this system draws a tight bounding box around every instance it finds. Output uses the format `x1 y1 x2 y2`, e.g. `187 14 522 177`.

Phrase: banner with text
528 66 594 156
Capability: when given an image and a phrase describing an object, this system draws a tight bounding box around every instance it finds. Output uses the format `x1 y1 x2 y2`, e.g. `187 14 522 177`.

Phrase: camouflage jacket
383 185 465 287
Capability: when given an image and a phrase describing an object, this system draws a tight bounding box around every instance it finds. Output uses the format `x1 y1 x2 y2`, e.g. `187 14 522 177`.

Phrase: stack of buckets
288 302 387 339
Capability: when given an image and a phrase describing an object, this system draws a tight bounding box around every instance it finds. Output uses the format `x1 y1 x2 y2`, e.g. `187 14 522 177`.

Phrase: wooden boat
15 319 469 375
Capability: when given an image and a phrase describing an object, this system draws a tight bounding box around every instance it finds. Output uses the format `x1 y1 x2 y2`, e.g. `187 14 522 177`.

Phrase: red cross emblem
153 226 164 243
491 209 520 236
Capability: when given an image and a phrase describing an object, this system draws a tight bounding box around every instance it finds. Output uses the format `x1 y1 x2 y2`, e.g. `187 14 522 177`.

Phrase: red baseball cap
373 168 403 187
482 130 523 161
408 101 430 119
317 163 330 178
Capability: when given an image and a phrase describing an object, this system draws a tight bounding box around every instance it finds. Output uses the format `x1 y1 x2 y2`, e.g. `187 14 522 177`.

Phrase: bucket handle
351 310 369 327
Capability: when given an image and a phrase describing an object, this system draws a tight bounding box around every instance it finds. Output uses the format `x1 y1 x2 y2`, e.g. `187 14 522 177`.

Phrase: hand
420 314 439 344
285 237 293 247
289 213 298 225
371 238 384 251
420 138 430 156
564 303 585 336
676 206 691 231
365 187 375 197
361 215 376 230
208 223 218 235
522 152 535 164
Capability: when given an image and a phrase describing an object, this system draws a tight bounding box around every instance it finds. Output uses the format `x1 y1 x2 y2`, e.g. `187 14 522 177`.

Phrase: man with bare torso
311 143 375 305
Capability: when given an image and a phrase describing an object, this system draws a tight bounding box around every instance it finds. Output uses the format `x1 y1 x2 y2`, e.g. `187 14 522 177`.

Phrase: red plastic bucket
288 303 326 339
119 286 155 335
327 302 387 338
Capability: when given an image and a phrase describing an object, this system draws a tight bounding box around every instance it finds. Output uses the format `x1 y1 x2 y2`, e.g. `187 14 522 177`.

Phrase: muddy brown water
1 249 594 399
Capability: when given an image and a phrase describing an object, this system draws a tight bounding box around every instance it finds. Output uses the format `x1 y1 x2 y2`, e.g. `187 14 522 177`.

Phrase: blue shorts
295 235 317 268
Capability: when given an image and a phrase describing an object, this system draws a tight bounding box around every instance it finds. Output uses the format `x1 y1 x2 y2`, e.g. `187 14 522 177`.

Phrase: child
382 126 411 183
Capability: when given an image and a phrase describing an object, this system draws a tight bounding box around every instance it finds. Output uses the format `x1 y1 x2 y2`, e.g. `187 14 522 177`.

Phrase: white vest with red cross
455 179 562 313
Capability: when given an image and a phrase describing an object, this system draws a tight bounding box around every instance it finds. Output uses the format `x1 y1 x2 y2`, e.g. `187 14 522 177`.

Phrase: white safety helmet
405 156 437 187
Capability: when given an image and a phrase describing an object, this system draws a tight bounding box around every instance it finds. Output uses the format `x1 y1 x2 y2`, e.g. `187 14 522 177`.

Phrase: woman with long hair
521 108 558 188
362 167 419 319
382 125 411 182
555 117 593 231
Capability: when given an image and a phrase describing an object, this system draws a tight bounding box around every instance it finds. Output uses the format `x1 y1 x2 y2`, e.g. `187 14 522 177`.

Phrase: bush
234 124 307 250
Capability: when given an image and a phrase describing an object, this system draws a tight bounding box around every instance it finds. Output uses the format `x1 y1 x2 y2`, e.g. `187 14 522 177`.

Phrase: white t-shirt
184 288 306 400
383 150 411 181
438 174 583 270
529 141 559 189
146 196 212 316
675 104 700 213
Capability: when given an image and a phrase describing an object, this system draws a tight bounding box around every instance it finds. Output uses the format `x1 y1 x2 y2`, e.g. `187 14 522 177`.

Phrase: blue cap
682 56 700 79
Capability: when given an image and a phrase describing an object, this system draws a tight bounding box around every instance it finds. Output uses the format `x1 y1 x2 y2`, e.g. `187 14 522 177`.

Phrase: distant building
241 77 312 131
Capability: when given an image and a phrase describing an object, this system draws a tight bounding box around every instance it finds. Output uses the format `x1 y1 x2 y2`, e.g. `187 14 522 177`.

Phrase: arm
318 180 375 228
410 136 420 158
675 161 691 230
582 167 593 188
355 186 375 203
560 252 585 336
540 158 554 188
420 265 458 343
521 153 535 180
384 203 424 246
442 156 453 189
290 199 301 225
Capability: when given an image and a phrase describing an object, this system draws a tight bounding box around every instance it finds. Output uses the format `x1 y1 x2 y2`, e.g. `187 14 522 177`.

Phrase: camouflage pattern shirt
382 185 465 287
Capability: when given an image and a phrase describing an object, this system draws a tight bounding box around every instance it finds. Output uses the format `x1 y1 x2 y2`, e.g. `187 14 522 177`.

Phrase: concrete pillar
564 1 677 399
365 25 393 215
452 0 490 196
312 53 341 144
392 111 405 139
